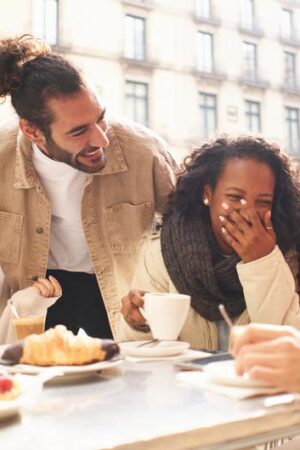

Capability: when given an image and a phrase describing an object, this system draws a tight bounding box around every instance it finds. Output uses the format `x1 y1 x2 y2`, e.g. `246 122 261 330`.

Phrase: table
1 360 300 450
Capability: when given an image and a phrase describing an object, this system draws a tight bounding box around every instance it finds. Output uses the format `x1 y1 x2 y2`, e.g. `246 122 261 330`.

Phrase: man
0 35 176 338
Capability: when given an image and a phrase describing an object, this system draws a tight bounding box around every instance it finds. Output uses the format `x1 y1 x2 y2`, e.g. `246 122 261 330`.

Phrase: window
32 0 58 46
199 93 217 137
285 52 296 88
243 42 257 80
245 100 261 132
196 0 211 19
126 81 148 127
197 32 213 72
286 107 300 154
281 9 293 39
241 0 254 29
125 15 145 60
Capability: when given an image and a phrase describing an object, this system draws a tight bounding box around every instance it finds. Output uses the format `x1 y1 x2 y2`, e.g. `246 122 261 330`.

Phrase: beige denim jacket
0 119 176 337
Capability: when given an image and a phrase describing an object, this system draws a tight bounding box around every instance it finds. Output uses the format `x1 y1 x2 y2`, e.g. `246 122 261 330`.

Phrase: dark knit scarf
160 210 246 322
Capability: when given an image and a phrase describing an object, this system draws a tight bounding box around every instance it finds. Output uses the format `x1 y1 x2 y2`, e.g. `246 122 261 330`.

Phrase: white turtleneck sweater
32 144 94 273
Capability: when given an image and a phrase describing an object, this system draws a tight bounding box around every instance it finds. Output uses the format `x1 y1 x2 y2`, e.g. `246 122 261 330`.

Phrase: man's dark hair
165 135 300 254
0 34 84 133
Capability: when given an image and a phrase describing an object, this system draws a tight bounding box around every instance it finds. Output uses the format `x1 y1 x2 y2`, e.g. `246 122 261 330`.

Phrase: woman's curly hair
165 135 300 254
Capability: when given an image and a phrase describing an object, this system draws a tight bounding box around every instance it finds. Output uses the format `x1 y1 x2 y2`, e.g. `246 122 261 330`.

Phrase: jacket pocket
105 201 153 253
0 211 23 264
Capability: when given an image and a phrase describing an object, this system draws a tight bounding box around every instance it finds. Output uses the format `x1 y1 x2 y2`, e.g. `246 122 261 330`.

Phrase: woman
232 323 300 393
118 135 300 350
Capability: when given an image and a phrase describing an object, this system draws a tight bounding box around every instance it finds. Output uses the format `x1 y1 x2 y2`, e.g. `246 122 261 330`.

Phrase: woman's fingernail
240 199 247 205
221 227 226 234
222 202 229 210
219 215 225 222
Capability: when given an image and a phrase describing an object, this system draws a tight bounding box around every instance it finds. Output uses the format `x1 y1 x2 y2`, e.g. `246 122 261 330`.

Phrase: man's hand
121 289 147 329
219 202 276 262
33 276 62 298
231 324 300 392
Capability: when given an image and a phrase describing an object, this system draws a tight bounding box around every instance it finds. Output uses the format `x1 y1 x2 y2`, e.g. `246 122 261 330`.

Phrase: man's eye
72 130 86 137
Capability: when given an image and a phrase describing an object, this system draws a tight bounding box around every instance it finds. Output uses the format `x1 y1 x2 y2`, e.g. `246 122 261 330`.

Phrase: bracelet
127 321 150 333
135 324 150 333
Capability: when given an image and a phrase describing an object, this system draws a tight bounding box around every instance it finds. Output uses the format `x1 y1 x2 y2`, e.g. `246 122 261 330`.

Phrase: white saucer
0 396 23 421
203 360 271 388
120 341 190 358
1 358 123 381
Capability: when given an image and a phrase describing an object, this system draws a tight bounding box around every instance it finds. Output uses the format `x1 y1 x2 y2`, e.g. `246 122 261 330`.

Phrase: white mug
140 293 191 340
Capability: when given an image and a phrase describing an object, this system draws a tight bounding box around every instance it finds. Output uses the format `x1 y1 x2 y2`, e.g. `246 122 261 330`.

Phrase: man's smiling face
41 87 109 173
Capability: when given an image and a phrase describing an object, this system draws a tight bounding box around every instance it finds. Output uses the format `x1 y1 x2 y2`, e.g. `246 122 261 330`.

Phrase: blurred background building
1 0 300 160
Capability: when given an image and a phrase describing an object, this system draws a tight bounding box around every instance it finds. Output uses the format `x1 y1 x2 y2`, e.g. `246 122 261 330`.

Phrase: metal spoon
218 304 233 328
136 339 160 348
9 302 20 319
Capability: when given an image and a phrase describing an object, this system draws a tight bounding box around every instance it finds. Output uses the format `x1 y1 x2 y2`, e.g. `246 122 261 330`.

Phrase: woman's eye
257 201 273 207
226 195 242 201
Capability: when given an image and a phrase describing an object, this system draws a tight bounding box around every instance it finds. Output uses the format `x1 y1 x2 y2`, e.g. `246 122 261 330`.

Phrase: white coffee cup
140 293 191 340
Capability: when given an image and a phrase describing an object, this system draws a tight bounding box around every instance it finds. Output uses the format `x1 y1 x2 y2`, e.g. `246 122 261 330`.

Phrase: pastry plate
203 360 272 388
0 357 123 378
0 396 23 421
120 341 190 358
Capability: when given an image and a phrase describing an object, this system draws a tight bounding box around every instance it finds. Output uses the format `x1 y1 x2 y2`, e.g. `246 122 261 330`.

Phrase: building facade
1 0 300 159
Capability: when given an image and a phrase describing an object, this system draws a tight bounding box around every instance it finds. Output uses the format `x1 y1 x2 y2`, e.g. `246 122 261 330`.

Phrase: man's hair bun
0 34 51 98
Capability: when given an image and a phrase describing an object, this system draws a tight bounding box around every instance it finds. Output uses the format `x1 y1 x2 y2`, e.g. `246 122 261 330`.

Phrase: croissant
2 325 120 366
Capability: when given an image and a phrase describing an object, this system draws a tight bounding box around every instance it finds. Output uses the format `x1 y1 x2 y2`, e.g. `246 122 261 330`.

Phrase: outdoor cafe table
1 359 300 450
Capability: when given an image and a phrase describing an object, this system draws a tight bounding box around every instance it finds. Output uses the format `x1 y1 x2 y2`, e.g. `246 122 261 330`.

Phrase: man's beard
44 134 107 174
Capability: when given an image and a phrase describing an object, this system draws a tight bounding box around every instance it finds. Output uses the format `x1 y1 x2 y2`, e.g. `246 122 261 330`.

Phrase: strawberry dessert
0 374 20 401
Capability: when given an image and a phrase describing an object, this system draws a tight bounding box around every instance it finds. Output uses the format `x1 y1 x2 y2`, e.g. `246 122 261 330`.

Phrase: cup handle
139 306 149 324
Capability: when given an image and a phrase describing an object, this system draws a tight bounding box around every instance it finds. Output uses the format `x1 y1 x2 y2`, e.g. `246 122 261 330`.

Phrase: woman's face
204 158 276 254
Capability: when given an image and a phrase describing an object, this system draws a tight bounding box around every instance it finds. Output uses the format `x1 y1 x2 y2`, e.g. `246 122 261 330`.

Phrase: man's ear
19 119 46 146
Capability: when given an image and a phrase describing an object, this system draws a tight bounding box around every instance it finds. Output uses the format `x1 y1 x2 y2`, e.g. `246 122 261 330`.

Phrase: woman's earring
203 198 209 206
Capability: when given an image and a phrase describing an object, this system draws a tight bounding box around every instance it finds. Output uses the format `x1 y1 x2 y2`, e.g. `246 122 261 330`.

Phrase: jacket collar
14 130 38 189
14 123 128 188
94 122 128 176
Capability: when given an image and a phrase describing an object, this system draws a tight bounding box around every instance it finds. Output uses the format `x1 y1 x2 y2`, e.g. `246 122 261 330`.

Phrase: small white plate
204 360 272 388
120 341 190 358
0 396 23 421
0 357 123 379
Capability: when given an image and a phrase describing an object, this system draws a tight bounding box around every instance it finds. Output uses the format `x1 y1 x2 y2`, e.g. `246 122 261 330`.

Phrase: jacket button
32 275 38 281
36 227 44 234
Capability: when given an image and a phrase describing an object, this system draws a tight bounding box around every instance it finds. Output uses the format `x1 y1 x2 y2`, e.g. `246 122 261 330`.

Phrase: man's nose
90 124 109 148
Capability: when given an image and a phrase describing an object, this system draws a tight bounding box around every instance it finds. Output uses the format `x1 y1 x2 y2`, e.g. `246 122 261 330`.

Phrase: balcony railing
281 82 300 96
280 34 300 47
240 71 270 89
239 23 264 38
121 0 154 10
192 12 221 26
121 55 156 70
194 67 226 81
281 0 300 7
286 139 300 158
